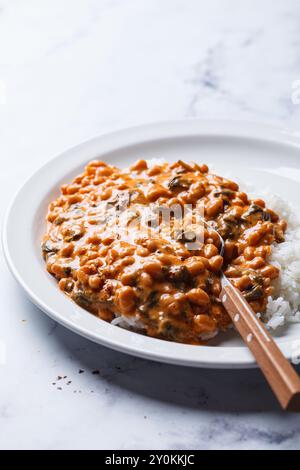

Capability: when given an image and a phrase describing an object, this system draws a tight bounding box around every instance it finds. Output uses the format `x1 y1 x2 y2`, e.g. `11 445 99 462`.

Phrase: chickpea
235 275 252 291
76 269 89 285
87 234 101 245
236 192 248 203
157 253 177 266
184 182 205 203
175 160 194 172
160 294 182 316
94 177 105 186
186 288 210 306
100 188 113 200
79 255 88 266
204 244 219 259
147 240 159 252
167 197 182 207
136 247 150 257
61 184 68 195
265 286 274 296
60 242 74 257
102 234 115 246
58 278 74 293
208 230 221 246
91 244 99 253
211 279 221 296
279 219 287 231
208 255 223 272
224 266 241 277
255 245 271 258
88 218 100 225
243 246 256 260
226 180 239 191
260 265 279 280
174 292 186 303
98 308 114 322
232 255 244 266
120 271 136 286
231 198 244 207
139 272 153 288
130 159 148 172
68 194 83 205
184 257 205 276
147 185 172 202
105 250 119 267
117 182 129 190
76 246 87 256
82 261 97 274
51 263 70 279
86 252 98 262
97 167 113 177
210 303 224 317
87 160 107 168
74 175 84 183
120 256 135 267
244 224 265 246
47 212 57 223
85 170 95 180
253 198 266 208
230 206 244 218
81 176 91 187
88 275 103 290
224 241 236 261
199 164 209 173
196 256 210 268
205 198 223 217
65 184 80 195
98 246 109 257
118 286 136 313
265 222 274 234
119 245 135 258
194 314 216 332
247 257 265 269
147 165 162 176
143 259 163 279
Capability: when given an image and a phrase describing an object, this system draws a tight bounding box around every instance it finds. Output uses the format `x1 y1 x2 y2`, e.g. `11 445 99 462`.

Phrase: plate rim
3 118 300 369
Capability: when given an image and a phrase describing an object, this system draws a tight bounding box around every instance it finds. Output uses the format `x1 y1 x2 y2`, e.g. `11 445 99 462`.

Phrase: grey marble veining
0 0 300 450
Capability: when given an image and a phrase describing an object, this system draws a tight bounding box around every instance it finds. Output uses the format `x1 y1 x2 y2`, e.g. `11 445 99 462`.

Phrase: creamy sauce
42 159 286 344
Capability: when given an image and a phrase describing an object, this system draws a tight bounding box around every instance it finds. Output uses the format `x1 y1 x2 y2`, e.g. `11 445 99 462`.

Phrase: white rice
257 191 300 329
111 313 146 331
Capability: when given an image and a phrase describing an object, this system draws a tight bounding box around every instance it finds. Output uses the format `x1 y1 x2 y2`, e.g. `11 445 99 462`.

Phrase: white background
1 0 300 450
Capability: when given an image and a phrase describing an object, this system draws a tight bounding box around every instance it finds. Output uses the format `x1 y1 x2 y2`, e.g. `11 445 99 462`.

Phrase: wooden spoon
220 275 300 411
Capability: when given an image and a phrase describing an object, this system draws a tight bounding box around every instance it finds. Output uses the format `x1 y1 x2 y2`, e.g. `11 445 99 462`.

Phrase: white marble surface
1 0 300 450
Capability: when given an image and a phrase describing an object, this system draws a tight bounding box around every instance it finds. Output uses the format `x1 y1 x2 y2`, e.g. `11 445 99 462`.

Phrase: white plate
3 120 300 368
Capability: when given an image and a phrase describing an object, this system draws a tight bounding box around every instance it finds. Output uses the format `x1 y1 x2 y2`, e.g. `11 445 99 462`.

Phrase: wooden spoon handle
221 281 300 411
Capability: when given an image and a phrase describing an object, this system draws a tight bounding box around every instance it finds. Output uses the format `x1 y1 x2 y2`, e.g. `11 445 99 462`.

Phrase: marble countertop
1 0 300 450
